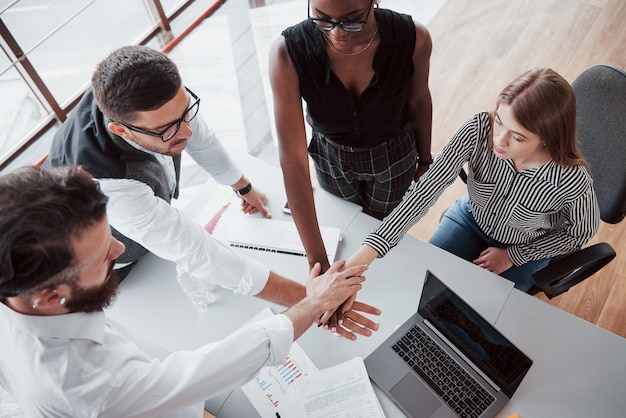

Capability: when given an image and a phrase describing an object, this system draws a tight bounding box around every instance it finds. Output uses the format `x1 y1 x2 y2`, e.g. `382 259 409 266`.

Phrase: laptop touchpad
390 373 441 417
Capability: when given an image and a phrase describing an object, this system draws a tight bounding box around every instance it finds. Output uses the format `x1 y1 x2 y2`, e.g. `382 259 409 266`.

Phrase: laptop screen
418 271 532 397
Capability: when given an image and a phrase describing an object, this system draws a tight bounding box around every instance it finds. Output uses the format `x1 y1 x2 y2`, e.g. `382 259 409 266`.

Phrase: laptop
365 270 532 418
225 217 341 263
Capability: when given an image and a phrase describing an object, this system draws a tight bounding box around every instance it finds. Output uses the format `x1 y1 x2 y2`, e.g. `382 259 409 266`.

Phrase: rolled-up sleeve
184 116 242 186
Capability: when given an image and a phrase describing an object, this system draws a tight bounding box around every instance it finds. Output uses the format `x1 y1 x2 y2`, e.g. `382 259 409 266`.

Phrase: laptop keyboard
392 325 496 418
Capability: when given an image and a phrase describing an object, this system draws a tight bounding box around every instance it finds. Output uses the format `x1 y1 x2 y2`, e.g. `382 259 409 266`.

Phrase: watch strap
235 182 252 196
418 152 434 166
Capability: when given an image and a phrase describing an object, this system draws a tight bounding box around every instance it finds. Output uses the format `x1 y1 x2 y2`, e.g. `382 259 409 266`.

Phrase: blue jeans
428 195 550 291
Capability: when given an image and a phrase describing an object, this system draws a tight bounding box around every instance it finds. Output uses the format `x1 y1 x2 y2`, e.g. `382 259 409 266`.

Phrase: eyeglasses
308 0 374 32
119 87 201 143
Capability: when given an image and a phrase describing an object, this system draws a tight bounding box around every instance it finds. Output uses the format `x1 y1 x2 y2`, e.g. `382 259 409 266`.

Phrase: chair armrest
530 243 616 299
459 167 468 184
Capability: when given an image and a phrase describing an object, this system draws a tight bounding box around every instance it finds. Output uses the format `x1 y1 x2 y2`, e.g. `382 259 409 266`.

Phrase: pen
276 413 281 418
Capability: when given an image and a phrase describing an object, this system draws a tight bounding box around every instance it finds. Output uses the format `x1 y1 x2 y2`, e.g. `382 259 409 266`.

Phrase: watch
418 152 434 166
235 182 252 196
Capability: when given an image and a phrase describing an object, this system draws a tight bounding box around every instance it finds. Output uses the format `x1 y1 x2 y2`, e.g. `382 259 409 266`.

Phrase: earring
59 297 66 306
32 302 37 309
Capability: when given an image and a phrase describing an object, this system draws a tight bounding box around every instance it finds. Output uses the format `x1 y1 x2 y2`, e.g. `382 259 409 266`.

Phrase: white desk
183 153 364 280
495 289 626 417
106 154 363 352
106 155 626 417
212 211 515 417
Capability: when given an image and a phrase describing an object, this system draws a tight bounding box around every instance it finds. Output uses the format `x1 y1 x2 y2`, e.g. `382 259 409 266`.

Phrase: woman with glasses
269 0 433 273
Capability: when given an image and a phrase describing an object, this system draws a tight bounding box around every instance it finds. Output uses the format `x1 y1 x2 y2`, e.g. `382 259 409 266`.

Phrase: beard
64 262 119 313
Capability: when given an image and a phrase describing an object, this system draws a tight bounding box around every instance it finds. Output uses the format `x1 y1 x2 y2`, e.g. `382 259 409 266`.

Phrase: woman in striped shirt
347 68 599 291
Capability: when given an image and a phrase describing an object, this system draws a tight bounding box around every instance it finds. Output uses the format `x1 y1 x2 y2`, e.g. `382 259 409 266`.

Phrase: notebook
225 217 341 263
365 270 532 418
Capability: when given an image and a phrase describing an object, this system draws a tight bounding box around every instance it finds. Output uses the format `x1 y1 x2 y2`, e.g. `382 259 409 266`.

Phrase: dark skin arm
323 22 434 327
269 36 331 273
409 22 433 180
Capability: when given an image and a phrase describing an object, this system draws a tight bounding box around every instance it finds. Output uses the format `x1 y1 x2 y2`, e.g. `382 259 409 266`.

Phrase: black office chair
527 64 626 298
451 65 626 298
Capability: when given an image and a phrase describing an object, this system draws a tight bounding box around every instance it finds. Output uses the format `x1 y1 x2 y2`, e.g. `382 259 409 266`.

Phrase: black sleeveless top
283 8 416 148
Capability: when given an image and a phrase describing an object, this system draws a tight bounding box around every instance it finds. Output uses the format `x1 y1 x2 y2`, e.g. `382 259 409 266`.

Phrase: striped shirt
364 112 600 266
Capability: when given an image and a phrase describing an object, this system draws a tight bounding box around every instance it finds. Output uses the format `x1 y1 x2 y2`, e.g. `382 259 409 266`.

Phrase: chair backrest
572 64 626 224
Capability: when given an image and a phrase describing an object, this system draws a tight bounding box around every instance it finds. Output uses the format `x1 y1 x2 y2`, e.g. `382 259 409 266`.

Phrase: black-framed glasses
119 87 201 143
308 0 374 32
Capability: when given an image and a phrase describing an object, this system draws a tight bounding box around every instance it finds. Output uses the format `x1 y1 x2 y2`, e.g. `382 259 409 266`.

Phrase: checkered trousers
308 129 417 220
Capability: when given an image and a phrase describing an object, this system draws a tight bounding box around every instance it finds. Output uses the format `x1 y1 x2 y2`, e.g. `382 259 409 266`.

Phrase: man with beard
0 165 368 417
43 45 379 340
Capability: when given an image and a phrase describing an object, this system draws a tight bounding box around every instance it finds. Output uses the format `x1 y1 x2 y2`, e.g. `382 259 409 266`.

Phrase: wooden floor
409 0 626 338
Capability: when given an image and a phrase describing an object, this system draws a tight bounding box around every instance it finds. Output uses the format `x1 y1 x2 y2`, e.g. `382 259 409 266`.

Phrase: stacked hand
312 261 380 340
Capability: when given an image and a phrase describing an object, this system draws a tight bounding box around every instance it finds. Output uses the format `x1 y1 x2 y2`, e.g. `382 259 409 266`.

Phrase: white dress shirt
98 115 270 296
0 302 293 417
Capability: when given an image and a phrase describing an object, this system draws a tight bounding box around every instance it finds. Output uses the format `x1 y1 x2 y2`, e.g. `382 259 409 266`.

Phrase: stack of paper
293 357 386 418
241 309 384 417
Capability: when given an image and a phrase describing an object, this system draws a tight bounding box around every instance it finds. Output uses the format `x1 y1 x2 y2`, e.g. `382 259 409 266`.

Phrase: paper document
293 357 385 418
241 308 318 417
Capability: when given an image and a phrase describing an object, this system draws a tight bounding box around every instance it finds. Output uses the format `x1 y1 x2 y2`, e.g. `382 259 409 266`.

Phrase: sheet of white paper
241 308 319 417
293 357 386 418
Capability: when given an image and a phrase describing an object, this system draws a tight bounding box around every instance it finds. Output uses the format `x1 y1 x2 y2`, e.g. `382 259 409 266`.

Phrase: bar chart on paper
275 356 306 386
242 343 318 416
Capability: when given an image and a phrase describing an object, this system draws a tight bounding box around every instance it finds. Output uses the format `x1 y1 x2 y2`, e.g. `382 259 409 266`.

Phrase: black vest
44 89 181 264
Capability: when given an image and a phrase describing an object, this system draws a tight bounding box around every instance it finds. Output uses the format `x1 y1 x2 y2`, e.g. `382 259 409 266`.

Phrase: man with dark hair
43 45 380 340
0 165 368 417
45 45 271 280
